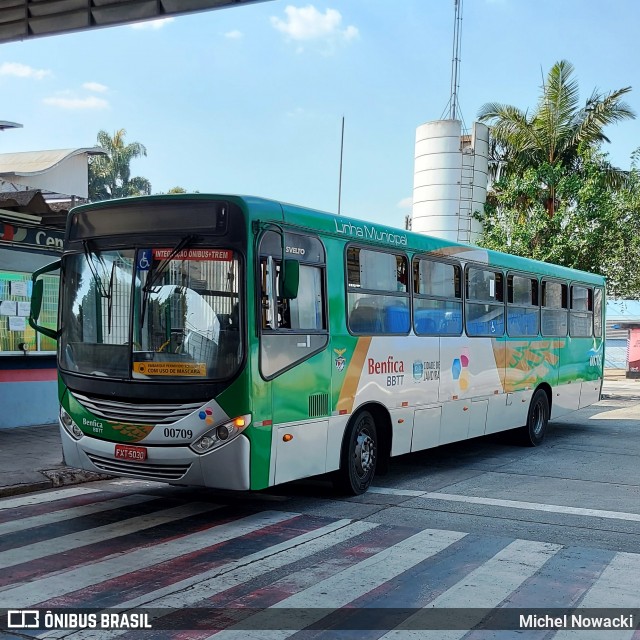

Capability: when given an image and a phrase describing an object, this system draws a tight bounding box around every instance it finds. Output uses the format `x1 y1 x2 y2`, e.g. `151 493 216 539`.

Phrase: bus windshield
60 246 242 381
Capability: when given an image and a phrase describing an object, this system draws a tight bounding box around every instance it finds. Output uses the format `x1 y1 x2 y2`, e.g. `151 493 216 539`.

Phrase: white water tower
411 119 488 244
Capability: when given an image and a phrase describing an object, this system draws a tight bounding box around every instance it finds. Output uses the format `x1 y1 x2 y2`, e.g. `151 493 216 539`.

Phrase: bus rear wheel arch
519 387 551 447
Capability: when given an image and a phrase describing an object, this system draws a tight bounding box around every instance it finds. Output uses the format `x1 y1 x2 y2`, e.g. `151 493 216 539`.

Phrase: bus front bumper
60 425 251 490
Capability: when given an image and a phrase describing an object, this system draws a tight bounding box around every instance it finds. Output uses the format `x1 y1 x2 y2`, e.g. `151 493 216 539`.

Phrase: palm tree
89 129 151 201
478 60 635 216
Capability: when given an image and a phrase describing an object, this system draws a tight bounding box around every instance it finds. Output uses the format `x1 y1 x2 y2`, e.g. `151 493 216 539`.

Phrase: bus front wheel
519 389 550 447
336 410 378 495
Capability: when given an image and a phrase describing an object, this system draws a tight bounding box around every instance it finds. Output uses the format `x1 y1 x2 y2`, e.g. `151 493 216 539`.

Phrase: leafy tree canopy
478 145 640 298
478 60 635 216
476 61 640 298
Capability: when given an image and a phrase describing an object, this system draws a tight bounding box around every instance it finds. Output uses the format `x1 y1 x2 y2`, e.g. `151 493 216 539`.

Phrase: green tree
89 129 151 201
478 60 635 216
479 146 640 298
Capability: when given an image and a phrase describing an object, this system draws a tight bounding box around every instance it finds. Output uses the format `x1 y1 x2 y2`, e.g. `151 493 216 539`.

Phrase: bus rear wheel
336 410 378 495
519 389 550 447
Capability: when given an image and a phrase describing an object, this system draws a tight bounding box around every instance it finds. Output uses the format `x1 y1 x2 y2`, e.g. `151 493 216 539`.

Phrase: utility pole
449 0 463 120
338 116 345 215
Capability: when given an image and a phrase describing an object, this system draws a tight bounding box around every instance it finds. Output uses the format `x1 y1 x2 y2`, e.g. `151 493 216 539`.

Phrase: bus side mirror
281 259 299 300
31 278 44 320
29 259 61 341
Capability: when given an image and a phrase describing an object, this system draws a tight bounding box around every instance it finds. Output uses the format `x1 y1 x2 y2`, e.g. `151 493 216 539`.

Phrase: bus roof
72 193 606 286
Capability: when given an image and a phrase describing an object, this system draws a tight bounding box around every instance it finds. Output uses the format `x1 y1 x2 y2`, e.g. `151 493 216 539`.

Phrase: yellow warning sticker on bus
133 362 207 377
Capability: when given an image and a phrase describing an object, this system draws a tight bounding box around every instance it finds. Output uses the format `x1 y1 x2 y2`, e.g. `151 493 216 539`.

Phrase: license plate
114 444 147 462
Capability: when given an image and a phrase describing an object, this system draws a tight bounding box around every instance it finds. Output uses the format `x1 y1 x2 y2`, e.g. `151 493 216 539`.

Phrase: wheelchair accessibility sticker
137 249 152 271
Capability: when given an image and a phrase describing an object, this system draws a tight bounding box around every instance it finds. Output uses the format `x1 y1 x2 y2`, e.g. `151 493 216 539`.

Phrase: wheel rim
354 428 375 478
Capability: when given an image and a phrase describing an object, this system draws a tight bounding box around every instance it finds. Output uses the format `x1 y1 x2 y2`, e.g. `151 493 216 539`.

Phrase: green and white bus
30 195 605 495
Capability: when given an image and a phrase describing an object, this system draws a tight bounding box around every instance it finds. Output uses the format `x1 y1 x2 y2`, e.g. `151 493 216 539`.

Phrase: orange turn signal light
283 433 293 442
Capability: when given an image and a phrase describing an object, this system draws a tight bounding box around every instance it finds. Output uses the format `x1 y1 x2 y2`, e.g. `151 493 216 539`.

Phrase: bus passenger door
258 230 331 486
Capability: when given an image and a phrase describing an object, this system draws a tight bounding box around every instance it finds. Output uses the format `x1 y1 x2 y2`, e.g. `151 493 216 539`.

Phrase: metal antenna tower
449 0 463 120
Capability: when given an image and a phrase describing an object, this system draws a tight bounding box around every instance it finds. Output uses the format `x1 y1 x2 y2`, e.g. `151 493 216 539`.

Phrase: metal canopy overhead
0 0 271 44
0 121 23 131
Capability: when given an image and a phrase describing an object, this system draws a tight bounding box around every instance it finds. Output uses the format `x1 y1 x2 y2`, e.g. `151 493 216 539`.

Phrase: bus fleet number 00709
163 428 194 439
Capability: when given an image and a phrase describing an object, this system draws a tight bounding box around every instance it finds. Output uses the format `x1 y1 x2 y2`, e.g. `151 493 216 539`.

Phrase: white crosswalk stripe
0 486 103 510
0 502 221 571
0 493 155 536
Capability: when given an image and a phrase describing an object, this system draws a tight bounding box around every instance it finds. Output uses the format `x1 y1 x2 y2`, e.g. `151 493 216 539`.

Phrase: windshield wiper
107 262 116 334
82 240 110 299
82 241 118 334
140 235 200 327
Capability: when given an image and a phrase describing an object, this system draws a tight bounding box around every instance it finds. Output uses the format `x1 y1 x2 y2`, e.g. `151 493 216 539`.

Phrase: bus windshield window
60 250 135 377
133 249 241 380
60 248 242 380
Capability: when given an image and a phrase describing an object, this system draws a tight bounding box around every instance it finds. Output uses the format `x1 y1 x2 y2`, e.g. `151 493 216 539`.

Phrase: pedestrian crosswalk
0 485 638 639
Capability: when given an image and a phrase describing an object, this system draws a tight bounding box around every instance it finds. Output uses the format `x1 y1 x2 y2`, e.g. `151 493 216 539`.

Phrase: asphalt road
265 380 640 553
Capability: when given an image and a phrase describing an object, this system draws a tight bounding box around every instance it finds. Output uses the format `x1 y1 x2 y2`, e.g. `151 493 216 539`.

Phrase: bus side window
346 246 409 335
593 288 603 337
260 256 277 330
569 284 593 337
259 230 328 379
412 257 462 336
507 274 539 337
541 280 568 337
261 258 324 331
465 267 504 337
287 264 324 330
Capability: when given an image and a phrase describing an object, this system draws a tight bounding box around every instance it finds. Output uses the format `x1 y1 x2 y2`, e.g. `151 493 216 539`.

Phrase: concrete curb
0 466 112 499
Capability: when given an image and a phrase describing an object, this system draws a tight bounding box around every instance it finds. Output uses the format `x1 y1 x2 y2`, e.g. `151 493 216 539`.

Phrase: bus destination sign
152 248 232 261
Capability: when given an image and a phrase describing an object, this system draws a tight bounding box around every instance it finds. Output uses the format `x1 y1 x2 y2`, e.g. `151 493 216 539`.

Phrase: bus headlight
190 414 251 454
60 407 83 440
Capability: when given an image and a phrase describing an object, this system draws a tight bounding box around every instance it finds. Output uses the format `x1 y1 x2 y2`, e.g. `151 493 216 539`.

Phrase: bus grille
71 392 203 426
87 454 191 481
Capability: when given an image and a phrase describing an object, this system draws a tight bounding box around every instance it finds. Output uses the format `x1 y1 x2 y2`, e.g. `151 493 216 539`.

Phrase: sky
1 0 639 228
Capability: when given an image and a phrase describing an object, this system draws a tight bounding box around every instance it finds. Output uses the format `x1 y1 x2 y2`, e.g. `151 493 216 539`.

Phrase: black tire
519 389 550 447
336 410 378 495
